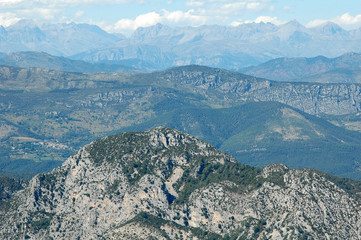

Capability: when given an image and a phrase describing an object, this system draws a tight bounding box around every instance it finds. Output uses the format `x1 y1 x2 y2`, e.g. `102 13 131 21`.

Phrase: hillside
0 52 140 73
241 52 361 82
2 65 361 179
132 65 361 115
1 128 361 239
300 67 361 83
124 102 361 179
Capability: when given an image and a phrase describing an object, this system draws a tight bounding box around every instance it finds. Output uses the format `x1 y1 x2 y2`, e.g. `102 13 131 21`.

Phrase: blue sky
1 0 361 35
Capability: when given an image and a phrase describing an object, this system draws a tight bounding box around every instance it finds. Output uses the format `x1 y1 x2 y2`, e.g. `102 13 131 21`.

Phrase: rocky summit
1 127 361 239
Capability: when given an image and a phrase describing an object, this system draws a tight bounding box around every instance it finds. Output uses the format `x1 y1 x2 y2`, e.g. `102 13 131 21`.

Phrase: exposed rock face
148 66 361 115
1 127 361 239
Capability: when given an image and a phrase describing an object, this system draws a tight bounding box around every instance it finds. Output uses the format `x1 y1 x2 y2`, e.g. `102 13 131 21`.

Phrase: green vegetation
2 64 361 181
0 176 26 201
119 212 227 240
175 161 263 204
122 101 361 179
319 171 361 198
28 211 55 231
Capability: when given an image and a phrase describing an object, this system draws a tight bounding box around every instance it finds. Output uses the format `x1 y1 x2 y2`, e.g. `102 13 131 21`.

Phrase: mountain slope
300 67 361 83
73 22 361 70
2 65 361 178
133 65 361 115
241 52 361 82
121 102 361 179
0 65 130 91
0 51 140 73
2 20 361 71
1 128 361 239
0 20 121 56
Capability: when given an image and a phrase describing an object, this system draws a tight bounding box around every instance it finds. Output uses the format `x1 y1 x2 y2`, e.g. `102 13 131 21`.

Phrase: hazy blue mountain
0 51 141 73
71 44 177 70
0 20 122 56
72 21 361 70
241 52 361 82
300 67 361 83
2 20 361 71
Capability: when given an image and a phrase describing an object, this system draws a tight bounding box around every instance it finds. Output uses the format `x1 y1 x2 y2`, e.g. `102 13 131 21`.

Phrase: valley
1 4 361 238
1 65 361 179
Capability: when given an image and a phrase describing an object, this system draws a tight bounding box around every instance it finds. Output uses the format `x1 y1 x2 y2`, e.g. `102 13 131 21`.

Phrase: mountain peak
284 20 303 27
84 126 235 171
7 19 38 29
262 163 289 178
2 128 361 239
312 21 346 34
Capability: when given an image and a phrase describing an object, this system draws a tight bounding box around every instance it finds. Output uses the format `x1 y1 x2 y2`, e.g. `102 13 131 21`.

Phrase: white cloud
17 8 61 20
282 6 291 11
186 0 204 7
114 11 162 31
185 1 272 20
0 0 23 8
0 0 132 9
307 13 361 29
75 11 84 18
231 16 284 26
0 12 21 26
110 9 207 34
220 2 246 13
246 2 264 11
334 13 361 27
306 19 328 28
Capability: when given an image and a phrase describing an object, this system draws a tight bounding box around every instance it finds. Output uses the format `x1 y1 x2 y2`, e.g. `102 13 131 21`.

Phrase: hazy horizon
0 0 361 36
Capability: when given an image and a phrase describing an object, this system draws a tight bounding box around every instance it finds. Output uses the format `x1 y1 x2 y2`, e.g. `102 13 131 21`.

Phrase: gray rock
1 127 361 239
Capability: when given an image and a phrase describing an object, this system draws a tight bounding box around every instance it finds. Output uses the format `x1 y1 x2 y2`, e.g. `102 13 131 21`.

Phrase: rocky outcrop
150 66 361 115
1 127 361 239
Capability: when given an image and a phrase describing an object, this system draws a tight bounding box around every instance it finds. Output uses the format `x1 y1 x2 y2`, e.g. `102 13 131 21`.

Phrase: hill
241 52 361 82
122 102 361 179
300 67 361 83
0 51 140 73
2 65 361 179
1 128 361 239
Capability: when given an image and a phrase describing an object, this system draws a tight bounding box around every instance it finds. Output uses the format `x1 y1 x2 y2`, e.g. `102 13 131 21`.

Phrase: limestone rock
1 127 361 239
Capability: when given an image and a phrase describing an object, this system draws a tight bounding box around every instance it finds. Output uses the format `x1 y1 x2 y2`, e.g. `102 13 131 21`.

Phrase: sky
1 0 361 35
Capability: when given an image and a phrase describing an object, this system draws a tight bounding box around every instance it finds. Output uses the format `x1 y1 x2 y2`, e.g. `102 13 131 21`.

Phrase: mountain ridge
2 65 361 179
241 52 361 82
2 20 361 71
0 51 141 73
1 127 361 239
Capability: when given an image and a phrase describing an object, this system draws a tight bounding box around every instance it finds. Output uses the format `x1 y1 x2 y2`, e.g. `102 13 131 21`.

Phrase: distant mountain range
0 20 123 56
0 51 141 73
241 52 361 82
2 51 361 84
1 20 361 70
